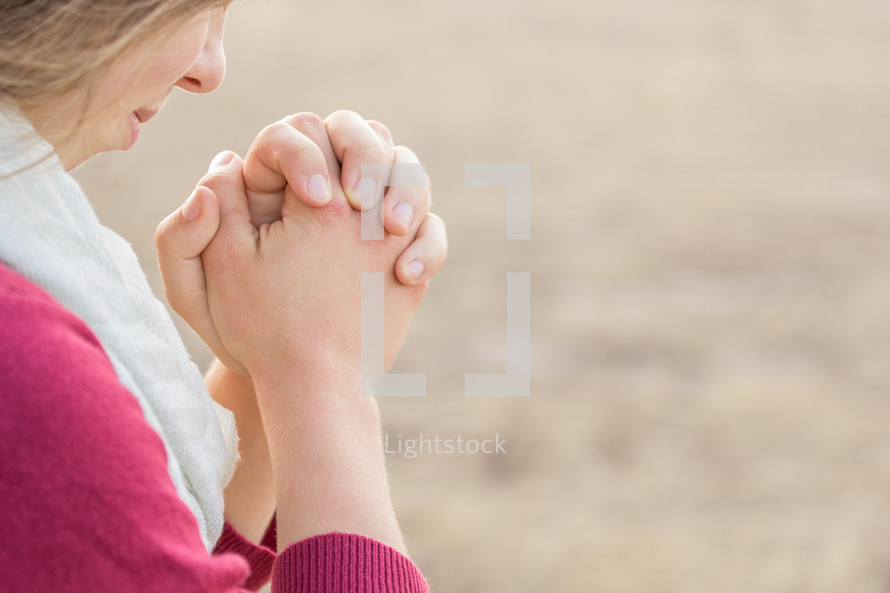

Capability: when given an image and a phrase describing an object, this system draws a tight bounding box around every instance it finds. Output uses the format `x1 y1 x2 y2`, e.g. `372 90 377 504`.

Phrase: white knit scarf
0 108 238 551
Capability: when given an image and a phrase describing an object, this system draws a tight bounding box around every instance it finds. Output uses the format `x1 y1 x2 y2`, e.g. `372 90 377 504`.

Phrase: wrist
251 350 365 407
261 393 400 554
205 359 264 441
255 370 380 447
206 358 276 543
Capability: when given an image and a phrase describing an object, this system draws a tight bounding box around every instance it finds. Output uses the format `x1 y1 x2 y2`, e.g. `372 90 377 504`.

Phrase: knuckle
364 142 388 164
325 111 390 161
428 211 446 228
256 121 288 145
257 121 322 162
197 170 231 193
350 142 388 169
285 111 324 134
154 212 178 248
393 144 418 161
254 121 298 154
428 214 448 254
249 123 288 159
429 237 448 262
423 188 433 211
154 220 167 247
366 120 393 144
324 109 361 127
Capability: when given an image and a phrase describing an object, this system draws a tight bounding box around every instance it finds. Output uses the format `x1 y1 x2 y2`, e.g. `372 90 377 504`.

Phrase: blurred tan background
74 0 890 591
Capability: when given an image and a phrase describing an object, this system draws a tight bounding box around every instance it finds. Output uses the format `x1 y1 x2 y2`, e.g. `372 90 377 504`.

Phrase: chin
123 112 141 150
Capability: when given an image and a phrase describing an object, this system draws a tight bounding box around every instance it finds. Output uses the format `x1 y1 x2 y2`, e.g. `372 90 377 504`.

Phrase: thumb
156 184 220 312
156 182 224 362
157 149 247 314
201 151 255 245
156 152 248 374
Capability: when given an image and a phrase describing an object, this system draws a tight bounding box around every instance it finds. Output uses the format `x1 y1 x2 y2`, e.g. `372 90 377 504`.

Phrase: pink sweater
0 262 429 593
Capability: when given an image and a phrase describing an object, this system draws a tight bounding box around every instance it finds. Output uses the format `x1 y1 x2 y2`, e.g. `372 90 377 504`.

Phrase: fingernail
407 260 425 281
210 151 234 170
307 174 331 204
182 189 203 222
353 178 377 209
393 201 413 227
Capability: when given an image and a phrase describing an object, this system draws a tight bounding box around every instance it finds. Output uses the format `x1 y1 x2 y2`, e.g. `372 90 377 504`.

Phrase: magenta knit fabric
0 262 429 593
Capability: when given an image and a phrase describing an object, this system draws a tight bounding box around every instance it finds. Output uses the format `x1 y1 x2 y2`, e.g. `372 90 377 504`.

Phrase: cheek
168 12 214 78
142 28 208 95
104 12 211 108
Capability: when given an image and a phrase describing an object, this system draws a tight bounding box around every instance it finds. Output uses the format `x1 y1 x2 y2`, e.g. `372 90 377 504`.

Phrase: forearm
205 360 276 544
253 366 406 556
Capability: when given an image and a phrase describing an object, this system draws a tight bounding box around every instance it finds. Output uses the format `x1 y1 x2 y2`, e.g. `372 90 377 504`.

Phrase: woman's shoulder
0 259 140 425
0 261 253 591
0 260 102 354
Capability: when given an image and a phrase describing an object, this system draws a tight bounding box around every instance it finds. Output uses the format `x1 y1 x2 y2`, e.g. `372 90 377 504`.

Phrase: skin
26 8 228 170
23 5 447 553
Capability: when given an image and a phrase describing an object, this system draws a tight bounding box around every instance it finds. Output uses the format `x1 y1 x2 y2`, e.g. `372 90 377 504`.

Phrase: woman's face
39 6 228 169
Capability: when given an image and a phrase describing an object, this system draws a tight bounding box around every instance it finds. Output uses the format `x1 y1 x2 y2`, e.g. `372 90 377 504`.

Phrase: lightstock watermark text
383 432 507 459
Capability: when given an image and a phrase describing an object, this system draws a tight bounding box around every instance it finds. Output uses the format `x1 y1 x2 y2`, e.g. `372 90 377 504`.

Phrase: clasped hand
156 111 447 384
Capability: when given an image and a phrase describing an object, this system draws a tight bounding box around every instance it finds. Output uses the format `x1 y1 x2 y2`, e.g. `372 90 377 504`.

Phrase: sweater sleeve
0 263 429 593
213 521 430 593
214 522 276 591
275 533 430 593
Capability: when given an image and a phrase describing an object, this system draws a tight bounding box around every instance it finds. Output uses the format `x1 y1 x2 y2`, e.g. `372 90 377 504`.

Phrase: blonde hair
0 0 228 174
0 0 226 113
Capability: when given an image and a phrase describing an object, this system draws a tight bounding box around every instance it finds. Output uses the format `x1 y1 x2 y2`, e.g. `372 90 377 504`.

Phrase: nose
176 8 227 94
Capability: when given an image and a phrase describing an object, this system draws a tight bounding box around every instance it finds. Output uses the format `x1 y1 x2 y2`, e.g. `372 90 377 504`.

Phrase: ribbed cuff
261 514 278 552
273 532 429 593
213 521 277 591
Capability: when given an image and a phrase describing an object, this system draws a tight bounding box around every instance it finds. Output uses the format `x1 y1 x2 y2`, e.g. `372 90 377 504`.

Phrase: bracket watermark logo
464 164 531 398
361 162 531 398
